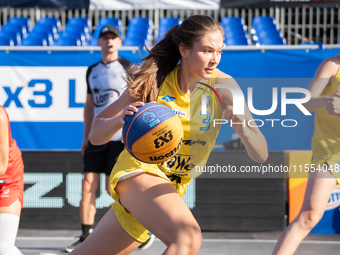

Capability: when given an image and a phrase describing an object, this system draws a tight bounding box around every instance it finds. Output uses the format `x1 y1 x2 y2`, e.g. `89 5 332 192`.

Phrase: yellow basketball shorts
109 149 191 243
311 157 340 184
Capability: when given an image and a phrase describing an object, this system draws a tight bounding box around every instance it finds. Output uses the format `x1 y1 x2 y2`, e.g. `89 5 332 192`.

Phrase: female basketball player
70 15 268 255
272 56 340 255
0 105 24 255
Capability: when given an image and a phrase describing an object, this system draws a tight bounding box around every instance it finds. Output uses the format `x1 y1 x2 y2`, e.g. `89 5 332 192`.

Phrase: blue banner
0 47 337 151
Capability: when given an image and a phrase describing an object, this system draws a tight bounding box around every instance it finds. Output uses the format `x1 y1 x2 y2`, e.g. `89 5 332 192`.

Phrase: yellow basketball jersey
312 54 340 162
157 65 223 178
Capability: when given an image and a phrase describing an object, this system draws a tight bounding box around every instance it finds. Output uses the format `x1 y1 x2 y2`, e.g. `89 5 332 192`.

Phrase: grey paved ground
16 229 340 255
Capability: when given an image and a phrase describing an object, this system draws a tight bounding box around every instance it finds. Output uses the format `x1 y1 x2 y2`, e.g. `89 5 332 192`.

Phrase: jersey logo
172 109 186 117
162 95 176 102
183 139 206 146
92 87 120 107
0 179 5 184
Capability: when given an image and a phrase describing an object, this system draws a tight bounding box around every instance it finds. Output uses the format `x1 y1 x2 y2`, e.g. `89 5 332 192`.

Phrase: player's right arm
89 90 144 145
0 108 9 176
302 56 340 112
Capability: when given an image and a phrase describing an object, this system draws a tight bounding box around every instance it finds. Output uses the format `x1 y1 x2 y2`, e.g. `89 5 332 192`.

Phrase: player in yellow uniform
272 55 340 255
70 14 268 255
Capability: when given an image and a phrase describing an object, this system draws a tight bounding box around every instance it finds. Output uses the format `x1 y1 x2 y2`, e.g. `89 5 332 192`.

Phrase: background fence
0 6 339 45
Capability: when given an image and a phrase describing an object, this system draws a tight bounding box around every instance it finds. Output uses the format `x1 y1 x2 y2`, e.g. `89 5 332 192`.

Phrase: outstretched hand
223 105 246 135
325 89 340 117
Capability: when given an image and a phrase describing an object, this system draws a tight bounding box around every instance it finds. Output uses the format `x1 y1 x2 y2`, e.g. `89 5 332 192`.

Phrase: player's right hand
120 101 145 125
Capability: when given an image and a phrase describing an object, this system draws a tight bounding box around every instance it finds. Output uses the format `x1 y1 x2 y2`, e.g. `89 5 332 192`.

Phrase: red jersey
0 106 24 184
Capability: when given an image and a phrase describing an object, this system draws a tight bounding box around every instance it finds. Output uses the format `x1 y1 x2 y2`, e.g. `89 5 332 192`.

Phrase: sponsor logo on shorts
158 153 194 177
0 188 10 197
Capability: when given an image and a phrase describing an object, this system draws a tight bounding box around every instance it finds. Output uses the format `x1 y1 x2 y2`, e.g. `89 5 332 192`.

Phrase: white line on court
16 237 340 245
201 239 340 244
17 237 75 240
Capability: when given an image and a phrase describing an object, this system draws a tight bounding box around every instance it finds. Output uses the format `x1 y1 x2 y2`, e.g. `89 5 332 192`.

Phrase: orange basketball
122 102 183 163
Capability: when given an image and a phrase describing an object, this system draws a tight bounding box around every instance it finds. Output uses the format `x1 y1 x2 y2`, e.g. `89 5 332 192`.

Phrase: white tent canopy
90 0 220 10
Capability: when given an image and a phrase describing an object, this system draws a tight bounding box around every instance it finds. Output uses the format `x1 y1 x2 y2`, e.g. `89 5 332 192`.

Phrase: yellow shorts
311 157 340 184
109 149 191 243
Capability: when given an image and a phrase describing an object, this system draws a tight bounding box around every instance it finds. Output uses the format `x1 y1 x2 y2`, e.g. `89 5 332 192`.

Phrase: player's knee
298 210 323 230
177 224 202 253
187 226 202 253
82 178 98 193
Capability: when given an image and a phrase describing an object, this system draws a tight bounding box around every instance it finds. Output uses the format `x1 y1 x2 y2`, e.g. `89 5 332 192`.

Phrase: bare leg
80 172 100 225
272 168 337 255
71 173 202 255
0 198 21 216
117 173 202 255
70 207 141 255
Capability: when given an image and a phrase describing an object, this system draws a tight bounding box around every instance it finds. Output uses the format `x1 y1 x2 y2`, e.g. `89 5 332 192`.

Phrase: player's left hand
325 96 340 117
223 105 246 134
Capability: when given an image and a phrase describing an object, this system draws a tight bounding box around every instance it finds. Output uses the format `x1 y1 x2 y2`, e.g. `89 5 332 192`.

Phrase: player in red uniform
0 105 24 255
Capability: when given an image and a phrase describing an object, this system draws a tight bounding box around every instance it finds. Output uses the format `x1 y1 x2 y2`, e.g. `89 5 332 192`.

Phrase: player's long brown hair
126 15 224 102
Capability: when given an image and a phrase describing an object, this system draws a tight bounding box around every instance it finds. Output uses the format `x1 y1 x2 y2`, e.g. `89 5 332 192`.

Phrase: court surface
16 229 340 255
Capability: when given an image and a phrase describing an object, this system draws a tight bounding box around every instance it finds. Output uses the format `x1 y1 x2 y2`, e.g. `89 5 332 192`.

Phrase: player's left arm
0 108 9 176
302 56 340 113
215 70 268 163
